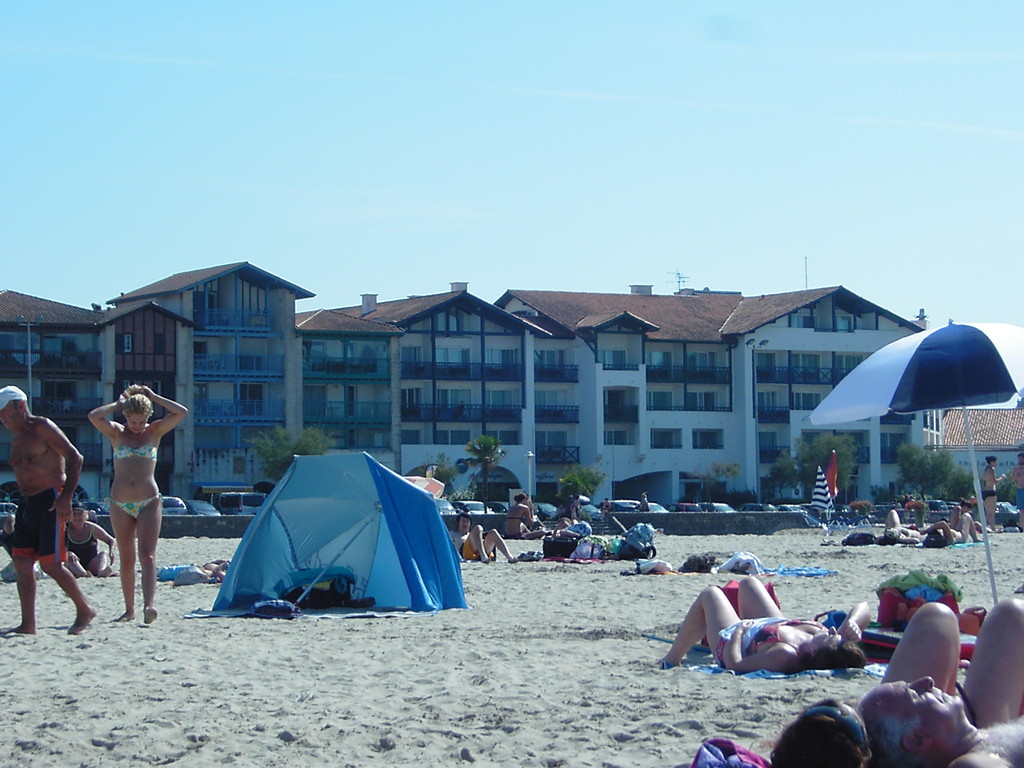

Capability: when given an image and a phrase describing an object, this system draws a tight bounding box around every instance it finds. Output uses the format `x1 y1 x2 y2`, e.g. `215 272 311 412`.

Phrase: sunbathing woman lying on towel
657 575 870 673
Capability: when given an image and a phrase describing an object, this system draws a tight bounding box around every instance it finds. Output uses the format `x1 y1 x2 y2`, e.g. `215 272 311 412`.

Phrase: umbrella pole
963 407 999 604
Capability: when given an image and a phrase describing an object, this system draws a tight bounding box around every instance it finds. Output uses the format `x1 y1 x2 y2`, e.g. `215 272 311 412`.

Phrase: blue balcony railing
536 446 580 464
195 308 270 331
194 354 284 379
535 405 580 423
194 399 285 422
304 400 391 424
534 365 578 382
604 404 639 422
303 356 388 378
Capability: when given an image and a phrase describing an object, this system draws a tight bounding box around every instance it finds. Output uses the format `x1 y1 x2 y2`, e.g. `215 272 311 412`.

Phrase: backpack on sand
618 522 656 560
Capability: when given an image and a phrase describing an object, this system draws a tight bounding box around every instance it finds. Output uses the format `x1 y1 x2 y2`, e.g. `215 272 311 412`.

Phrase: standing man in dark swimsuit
0 385 95 634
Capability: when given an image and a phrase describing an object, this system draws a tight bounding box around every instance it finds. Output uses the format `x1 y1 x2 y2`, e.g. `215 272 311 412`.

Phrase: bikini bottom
110 495 161 519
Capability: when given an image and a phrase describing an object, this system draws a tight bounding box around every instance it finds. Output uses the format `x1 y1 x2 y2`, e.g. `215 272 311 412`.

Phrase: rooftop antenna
669 271 688 291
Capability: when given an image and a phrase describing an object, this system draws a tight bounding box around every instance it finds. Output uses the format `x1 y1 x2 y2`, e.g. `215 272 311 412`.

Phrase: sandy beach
1 526 1019 767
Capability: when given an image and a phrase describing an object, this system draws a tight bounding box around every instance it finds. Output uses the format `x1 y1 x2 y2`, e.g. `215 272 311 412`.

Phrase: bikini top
113 443 158 460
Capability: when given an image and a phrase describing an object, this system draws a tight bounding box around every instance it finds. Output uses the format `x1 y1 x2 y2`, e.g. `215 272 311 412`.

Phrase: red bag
701 580 780 647
877 586 959 629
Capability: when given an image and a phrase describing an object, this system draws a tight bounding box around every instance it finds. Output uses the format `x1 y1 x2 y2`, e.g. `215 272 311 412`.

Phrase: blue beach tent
213 452 466 613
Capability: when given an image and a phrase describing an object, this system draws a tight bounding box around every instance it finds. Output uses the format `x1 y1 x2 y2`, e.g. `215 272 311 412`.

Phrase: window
687 351 713 369
791 391 821 410
153 333 166 354
535 349 566 366
401 388 422 409
651 429 681 449
647 390 673 410
835 314 854 332
792 353 820 369
437 308 466 333
436 346 470 363
758 431 778 449
401 346 421 362
485 348 517 365
437 388 471 406
536 430 567 447
433 429 471 445
756 390 778 408
600 349 627 367
788 311 815 329
535 390 565 406
693 429 724 450
401 429 421 444
684 391 716 411
646 350 672 367
486 389 516 406
604 429 631 446
121 333 133 353
496 430 519 444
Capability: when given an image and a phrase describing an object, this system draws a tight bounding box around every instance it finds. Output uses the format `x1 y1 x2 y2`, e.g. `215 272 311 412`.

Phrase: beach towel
688 662 887 680
772 565 838 577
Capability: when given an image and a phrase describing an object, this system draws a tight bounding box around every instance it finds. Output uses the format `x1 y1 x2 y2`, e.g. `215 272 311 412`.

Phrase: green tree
896 443 954 498
249 426 331 480
766 449 800 500
699 461 740 501
794 434 856 499
557 464 607 501
464 435 505 502
423 453 458 496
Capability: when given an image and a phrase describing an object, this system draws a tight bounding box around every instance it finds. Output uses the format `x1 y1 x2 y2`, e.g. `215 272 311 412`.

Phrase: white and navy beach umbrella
809 322 1024 424
810 466 834 518
810 321 1024 603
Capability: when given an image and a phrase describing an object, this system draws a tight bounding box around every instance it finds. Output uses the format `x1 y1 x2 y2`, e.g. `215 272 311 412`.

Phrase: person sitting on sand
505 493 547 540
657 575 870 673
549 517 584 539
64 506 116 578
451 513 518 564
950 497 983 542
770 599 1024 768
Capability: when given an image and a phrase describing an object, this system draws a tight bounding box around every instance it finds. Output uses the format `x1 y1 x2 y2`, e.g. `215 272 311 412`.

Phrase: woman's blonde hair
123 385 153 418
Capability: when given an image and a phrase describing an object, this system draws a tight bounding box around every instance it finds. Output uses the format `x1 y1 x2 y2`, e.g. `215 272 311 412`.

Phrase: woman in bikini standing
89 385 187 624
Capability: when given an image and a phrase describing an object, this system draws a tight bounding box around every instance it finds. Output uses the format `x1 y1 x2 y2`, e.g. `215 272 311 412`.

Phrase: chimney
630 285 653 295
450 282 468 293
361 294 377 315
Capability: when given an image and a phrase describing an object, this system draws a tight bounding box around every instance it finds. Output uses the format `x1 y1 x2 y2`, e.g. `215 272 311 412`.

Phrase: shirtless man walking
0 386 95 634
1010 452 1024 529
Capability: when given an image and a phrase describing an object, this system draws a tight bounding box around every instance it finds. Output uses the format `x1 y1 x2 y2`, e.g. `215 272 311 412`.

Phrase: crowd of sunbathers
448 493 587 564
657 574 1024 767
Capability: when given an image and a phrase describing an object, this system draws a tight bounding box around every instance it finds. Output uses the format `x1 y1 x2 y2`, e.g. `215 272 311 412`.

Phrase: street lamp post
16 315 43 409
526 451 534 497
746 339 769 500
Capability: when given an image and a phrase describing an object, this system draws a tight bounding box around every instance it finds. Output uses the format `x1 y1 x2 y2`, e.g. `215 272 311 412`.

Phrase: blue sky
3 3 1022 327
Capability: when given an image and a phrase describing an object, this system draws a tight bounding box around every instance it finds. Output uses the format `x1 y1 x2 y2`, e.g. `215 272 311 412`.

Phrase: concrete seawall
93 511 810 539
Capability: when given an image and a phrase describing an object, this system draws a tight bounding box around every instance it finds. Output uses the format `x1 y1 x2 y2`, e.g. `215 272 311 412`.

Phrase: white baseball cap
0 386 28 409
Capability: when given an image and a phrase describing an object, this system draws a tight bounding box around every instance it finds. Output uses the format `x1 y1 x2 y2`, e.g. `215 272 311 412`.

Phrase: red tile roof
497 289 743 342
942 408 1024 449
0 290 103 325
110 262 314 304
296 308 402 334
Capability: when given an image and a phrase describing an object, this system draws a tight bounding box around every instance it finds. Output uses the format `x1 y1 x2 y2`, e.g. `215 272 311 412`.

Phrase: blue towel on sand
688 663 886 679
772 565 838 577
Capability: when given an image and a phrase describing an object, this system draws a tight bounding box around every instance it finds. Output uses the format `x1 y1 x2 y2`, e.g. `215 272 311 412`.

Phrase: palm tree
464 435 505 503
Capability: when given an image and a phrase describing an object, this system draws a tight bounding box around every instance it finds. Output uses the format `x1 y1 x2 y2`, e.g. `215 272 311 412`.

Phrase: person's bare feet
69 606 97 635
3 624 36 635
115 611 135 622
143 607 158 625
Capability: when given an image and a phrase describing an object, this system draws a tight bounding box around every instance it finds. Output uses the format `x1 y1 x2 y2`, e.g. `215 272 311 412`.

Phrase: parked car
0 501 16 517
741 503 778 512
645 502 669 513
487 501 508 514
997 501 1019 519
161 496 187 513
183 499 221 516
216 492 267 515
775 504 806 513
435 498 457 515
533 502 559 521
610 499 640 512
452 500 487 514
669 502 703 512
701 502 737 513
